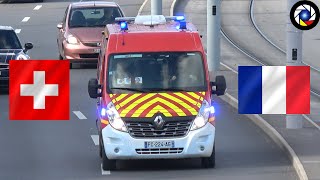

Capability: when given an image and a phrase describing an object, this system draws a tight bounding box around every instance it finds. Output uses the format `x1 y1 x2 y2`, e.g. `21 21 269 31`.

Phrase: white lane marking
138 0 149 15
101 164 111 175
72 111 87 119
21 17 30 22
91 135 99 146
33 5 42 10
303 115 320 131
15 29 21 33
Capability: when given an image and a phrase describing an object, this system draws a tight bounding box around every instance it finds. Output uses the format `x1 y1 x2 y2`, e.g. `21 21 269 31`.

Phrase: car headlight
190 100 215 131
66 34 79 44
15 54 29 60
100 102 127 132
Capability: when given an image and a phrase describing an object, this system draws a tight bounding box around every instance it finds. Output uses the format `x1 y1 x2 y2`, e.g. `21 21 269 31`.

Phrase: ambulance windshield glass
108 52 207 93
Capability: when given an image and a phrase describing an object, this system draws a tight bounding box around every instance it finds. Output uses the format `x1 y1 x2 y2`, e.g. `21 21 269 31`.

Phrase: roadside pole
207 0 221 79
286 0 303 129
151 0 162 15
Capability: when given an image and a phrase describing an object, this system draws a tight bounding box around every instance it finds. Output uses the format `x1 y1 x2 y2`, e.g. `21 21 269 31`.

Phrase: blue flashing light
120 22 128 30
178 21 187 30
209 106 215 114
176 16 185 21
101 108 107 117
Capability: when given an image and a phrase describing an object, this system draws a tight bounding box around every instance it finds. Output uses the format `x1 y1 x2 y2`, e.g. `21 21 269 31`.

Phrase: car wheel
70 63 73 69
99 132 102 158
59 54 63 60
101 140 116 170
201 144 215 168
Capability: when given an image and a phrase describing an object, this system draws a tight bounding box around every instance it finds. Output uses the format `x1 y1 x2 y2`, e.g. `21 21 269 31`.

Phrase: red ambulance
88 15 226 170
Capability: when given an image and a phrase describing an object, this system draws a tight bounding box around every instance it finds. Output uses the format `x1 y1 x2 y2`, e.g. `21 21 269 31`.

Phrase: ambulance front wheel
99 132 102 158
201 144 215 168
102 140 117 170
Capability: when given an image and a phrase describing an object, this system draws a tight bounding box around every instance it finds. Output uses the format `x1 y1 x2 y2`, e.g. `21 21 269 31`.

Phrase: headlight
100 102 127 132
190 100 215 131
66 34 79 44
16 54 28 60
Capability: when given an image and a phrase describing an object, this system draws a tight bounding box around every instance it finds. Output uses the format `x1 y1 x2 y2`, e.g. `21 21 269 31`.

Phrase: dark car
0 0 43 3
0 26 33 87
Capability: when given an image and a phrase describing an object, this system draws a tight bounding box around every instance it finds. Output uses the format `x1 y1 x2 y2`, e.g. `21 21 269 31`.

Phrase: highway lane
0 0 297 179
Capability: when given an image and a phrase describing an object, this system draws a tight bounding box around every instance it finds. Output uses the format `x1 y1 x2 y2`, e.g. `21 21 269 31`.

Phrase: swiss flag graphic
9 60 70 120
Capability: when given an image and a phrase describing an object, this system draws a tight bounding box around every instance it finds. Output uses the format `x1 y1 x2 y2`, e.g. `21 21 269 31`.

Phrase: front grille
79 53 99 59
83 42 100 47
0 64 8 69
136 148 184 154
126 120 193 138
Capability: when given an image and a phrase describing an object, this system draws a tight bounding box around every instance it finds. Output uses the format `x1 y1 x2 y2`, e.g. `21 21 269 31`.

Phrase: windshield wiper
110 88 147 93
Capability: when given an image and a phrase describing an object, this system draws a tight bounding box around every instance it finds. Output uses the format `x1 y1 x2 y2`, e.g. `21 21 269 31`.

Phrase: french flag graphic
238 66 310 114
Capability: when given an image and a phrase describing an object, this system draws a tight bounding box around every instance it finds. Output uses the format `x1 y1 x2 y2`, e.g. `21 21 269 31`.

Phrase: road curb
170 0 178 16
138 0 149 15
171 1 308 180
220 93 308 180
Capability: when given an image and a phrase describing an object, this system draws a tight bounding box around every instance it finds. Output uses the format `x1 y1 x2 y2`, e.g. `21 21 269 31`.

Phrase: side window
62 7 69 28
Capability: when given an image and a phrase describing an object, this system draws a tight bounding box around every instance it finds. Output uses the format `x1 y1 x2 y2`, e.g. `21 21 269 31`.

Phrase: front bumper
0 69 9 86
102 123 215 160
63 41 100 64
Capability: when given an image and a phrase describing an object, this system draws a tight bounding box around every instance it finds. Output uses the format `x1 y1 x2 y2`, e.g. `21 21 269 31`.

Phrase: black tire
99 132 102 158
101 140 116 170
201 144 215 168
70 63 73 69
59 54 63 60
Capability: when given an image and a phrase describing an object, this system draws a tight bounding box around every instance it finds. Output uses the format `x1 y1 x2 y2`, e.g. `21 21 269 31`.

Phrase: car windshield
69 7 122 28
0 30 22 49
107 52 207 94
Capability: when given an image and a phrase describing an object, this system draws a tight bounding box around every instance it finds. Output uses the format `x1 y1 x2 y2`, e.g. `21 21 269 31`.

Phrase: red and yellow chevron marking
109 92 206 118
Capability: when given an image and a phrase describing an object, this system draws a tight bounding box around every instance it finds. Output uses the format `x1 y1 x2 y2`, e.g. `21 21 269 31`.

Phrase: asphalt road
0 0 297 179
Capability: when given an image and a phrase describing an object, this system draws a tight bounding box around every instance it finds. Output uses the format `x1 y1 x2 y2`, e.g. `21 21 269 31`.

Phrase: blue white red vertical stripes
238 66 310 114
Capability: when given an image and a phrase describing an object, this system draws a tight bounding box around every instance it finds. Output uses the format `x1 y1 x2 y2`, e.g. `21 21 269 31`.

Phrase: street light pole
286 0 303 129
151 0 162 15
207 0 221 79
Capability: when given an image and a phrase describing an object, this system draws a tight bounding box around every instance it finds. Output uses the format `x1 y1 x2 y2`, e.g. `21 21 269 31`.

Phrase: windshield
69 7 122 28
107 52 207 94
0 30 22 49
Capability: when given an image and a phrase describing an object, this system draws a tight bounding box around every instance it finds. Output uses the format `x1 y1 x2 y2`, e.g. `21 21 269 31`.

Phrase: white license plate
94 49 100 53
144 141 175 148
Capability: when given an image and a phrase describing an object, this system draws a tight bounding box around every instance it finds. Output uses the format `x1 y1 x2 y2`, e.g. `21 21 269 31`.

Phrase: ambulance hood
109 92 206 118
68 27 104 43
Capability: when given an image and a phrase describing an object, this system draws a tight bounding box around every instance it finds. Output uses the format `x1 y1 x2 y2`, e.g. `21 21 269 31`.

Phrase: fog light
200 146 205 151
114 148 119 153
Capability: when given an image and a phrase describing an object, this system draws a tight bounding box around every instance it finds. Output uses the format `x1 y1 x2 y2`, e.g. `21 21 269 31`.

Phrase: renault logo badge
154 115 165 129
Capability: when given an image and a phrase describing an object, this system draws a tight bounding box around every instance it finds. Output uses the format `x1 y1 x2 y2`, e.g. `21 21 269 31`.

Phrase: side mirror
57 23 63 29
211 76 227 96
88 78 102 98
24 42 33 52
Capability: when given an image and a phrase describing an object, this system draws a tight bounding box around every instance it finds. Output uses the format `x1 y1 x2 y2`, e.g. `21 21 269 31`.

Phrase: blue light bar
176 16 185 21
179 21 187 30
120 22 128 30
